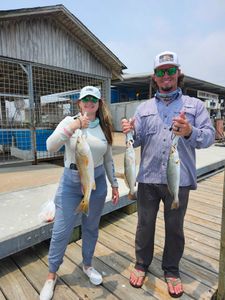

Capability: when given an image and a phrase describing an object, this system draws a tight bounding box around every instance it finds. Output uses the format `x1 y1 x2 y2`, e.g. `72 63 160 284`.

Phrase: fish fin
92 182 96 190
167 185 172 196
123 176 130 188
76 198 89 215
128 191 137 200
81 185 84 195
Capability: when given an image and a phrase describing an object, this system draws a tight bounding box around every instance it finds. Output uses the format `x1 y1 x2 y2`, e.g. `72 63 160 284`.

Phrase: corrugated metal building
111 73 225 133
112 72 225 103
0 5 126 165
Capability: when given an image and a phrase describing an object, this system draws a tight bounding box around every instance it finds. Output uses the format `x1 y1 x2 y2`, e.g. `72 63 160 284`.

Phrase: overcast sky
1 0 225 86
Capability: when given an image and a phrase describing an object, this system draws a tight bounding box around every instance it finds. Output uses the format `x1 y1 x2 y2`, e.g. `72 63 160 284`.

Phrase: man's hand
121 118 135 134
172 112 192 137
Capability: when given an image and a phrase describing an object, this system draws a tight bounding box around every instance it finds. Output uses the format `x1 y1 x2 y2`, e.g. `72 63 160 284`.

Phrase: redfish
75 130 95 215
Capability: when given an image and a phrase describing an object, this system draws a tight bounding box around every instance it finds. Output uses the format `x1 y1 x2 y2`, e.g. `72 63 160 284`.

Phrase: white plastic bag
38 199 55 223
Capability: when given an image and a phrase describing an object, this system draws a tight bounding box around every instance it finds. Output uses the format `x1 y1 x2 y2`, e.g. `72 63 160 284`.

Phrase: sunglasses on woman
154 66 178 77
81 96 99 103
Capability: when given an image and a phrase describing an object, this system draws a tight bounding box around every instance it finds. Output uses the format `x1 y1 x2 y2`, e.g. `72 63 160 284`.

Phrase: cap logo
159 54 174 63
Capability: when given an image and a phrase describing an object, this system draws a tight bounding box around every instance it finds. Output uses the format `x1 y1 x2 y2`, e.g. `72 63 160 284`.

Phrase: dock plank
118 211 218 271
12 249 77 300
0 290 6 300
99 218 216 299
107 211 219 269
116 210 220 251
100 221 213 299
34 243 118 300
188 194 222 208
66 243 156 300
102 213 218 284
0 258 39 300
76 239 187 300
0 170 223 299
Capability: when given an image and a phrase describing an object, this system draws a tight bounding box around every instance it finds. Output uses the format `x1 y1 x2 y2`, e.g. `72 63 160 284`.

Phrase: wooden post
217 170 225 299
212 170 225 300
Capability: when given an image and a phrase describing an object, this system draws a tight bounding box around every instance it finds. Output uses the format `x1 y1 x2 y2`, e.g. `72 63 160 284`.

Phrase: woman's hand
121 118 135 134
111 187 119 205
79 113 89 129
69 113 90 132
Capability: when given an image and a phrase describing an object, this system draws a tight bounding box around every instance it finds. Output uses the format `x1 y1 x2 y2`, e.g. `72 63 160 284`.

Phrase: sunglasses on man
81 96 99 103
154 66 178 77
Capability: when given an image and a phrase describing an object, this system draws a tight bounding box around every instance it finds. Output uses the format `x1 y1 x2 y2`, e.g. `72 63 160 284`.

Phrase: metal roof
0 5 127 80
184 75 225 95
113 72 225 97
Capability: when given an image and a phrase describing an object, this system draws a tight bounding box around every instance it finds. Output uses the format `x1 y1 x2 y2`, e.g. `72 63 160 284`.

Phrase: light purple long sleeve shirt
133 94 215 189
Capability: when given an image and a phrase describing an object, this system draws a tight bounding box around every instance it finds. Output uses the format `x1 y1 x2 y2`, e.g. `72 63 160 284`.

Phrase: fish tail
128 191 137 200
76 197 89 215
171 197 179 209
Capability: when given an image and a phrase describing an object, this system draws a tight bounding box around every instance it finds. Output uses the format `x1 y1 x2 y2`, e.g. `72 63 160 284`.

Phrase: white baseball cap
79 86 101 100
154 51 180 69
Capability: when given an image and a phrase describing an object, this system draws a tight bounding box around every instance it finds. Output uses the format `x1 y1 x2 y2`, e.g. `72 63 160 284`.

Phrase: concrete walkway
0 133 224 259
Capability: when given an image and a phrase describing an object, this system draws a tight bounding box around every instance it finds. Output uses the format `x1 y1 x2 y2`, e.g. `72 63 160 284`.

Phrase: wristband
184 129 192 139
73 116 82 129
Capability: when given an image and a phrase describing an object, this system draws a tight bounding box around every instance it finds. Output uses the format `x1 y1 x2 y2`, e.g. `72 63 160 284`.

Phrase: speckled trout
75 130 95 215
124 132 137 200
167 135 180 209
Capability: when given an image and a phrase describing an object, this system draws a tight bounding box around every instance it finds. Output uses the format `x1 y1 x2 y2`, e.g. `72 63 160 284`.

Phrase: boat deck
0 171 224 300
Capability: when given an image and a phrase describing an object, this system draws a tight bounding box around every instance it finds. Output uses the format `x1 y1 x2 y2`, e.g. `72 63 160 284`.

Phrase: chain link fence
0 58 106 166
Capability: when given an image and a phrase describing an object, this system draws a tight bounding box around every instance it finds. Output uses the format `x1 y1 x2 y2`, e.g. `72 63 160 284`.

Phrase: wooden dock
0 171 224 300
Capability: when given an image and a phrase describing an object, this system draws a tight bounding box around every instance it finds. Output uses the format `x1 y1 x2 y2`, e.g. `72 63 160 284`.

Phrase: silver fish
167 135 180 209
124 132 137 200
75 130 96 215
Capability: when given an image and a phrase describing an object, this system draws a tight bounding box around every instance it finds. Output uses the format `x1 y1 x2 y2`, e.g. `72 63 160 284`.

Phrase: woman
40 86 119 300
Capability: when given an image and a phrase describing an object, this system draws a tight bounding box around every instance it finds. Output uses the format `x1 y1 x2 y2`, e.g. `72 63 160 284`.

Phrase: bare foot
129 268 146 288
165 277 184 298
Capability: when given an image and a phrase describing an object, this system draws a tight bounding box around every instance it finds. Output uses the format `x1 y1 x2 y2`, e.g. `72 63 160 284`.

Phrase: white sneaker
40 276 57 300
83 266 103 285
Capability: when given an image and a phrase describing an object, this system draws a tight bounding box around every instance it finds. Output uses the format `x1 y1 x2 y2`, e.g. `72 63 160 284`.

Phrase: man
121 51 215 298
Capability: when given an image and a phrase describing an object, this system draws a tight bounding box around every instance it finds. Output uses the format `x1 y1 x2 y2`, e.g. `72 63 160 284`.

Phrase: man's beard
161 86 173 92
